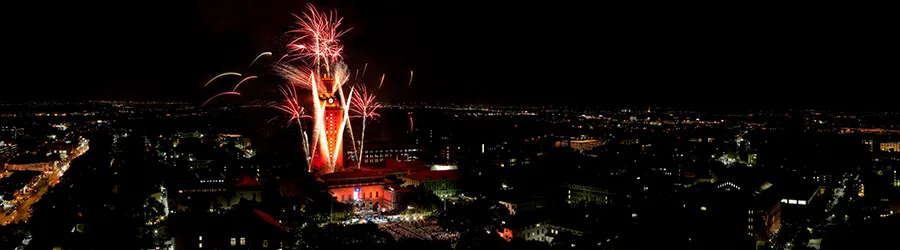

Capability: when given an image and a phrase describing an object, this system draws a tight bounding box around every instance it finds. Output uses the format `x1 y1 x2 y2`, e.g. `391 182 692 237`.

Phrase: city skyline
0 2 896 249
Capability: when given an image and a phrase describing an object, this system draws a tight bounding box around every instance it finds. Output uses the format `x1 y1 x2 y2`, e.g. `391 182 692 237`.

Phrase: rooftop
319 170 386 182
235 175 262 188
253 209 287 232
403 170 458 182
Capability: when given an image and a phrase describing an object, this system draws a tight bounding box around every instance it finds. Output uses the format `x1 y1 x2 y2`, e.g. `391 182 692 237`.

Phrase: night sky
1 1 894 107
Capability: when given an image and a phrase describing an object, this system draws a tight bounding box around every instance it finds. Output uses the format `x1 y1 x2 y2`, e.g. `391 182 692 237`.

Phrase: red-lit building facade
311 78 346 175
319 171 386 210
318 170 414 211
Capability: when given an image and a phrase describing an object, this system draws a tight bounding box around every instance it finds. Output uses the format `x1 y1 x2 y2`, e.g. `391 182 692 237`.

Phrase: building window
198 236 203 241
240 237 246 246
198 243 203 248
231 238 236 246
375 192 378 198
263 240 269 248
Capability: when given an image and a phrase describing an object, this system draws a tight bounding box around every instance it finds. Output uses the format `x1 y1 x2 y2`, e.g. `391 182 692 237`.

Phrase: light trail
334 85 351 170
248 52 273 67
345 87 359 169
201 92 241 106
361 63 368 79
231 76 258 92
308 73 325 171
408 70 414 86
204 72 241 87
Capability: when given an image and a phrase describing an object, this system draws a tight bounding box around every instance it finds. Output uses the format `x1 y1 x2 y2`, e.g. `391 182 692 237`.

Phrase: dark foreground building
170 208 288 250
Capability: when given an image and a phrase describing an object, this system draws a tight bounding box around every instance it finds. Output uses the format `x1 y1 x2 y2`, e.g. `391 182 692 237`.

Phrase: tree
0 223 27 249
437 198 510 250
144 197 165 222
774 222 812 250
454 231 507 250
402 186 442 214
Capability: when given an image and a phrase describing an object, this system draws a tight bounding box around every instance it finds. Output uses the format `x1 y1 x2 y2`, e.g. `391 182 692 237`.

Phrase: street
1 140 88 225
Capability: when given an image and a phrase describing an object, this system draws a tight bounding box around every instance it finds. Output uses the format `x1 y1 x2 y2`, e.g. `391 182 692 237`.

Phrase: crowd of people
379 217 459 241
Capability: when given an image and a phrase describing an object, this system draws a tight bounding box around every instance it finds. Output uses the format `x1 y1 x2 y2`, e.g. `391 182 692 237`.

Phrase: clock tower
311 77 345 174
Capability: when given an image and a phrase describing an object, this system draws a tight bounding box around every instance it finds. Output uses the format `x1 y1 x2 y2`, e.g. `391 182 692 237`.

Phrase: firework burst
279 4 356 173
285 3 351 74
202 4 371 175
349 85 382 168
272 84 314 165
350 86 382 120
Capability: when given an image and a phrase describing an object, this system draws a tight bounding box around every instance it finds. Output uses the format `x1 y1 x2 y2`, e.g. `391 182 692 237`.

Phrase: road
0 171 13 179
1 140 89 225
823 175 856 227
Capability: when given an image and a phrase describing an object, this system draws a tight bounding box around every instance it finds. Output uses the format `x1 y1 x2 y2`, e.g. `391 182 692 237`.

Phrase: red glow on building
318 171 397 210
311 77 345 175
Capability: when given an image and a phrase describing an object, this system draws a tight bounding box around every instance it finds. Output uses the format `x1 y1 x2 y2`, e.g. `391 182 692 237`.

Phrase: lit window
240 237 246 246
263 240 268 248
231 238 236 246
199 243 203 248
199 236 203 241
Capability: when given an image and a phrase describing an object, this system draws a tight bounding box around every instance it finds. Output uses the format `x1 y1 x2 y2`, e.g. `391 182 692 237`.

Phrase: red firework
285 3 351 72
349 85 381 168
350 85 382 120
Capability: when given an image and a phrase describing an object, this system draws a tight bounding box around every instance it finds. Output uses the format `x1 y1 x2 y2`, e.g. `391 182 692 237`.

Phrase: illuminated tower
311 77 346 175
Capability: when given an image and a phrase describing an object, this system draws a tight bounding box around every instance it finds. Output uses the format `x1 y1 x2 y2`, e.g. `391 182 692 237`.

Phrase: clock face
327 98 334 104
